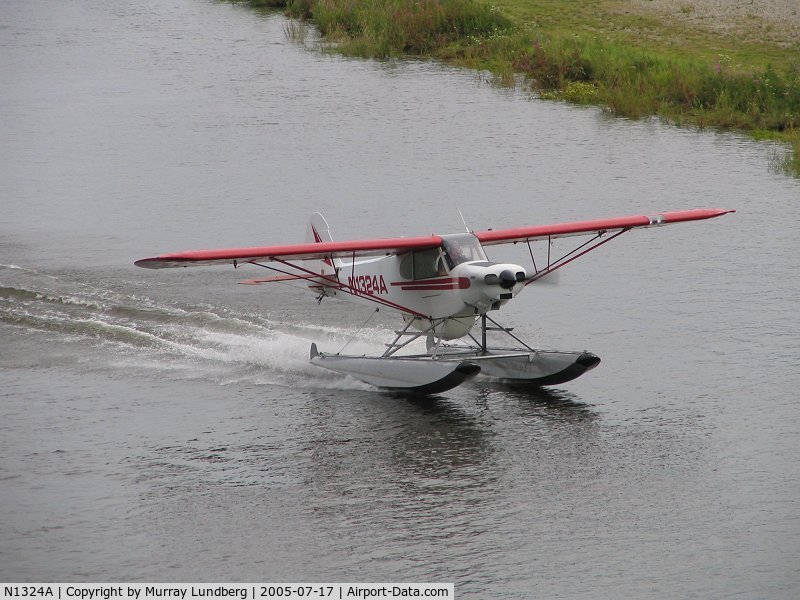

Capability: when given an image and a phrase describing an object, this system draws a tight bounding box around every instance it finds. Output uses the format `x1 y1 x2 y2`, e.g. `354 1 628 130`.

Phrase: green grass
286 0 513 56
228 0 800 175
489 0 799 74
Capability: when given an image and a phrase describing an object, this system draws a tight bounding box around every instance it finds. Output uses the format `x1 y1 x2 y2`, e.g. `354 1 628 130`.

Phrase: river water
1 0 798 596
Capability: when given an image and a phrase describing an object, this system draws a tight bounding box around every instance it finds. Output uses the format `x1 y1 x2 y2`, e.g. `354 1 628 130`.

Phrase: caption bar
3 585 453 600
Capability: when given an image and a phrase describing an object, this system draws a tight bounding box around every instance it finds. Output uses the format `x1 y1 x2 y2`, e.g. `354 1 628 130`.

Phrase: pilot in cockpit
448 244 466 264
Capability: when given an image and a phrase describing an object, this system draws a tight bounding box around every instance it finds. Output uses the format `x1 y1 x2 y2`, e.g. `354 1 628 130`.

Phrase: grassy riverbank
236 0 800 175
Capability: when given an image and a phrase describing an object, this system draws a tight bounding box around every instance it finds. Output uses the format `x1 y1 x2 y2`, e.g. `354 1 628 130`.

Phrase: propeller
524 268 561 286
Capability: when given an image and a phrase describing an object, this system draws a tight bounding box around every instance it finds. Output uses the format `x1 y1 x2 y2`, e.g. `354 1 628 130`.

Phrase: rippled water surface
2 0 799 597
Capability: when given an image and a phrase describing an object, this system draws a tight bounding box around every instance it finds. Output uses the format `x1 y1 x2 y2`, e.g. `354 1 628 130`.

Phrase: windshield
441 234 487 268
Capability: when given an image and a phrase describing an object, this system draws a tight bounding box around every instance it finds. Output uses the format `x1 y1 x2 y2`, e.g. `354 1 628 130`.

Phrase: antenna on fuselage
457 208 471 233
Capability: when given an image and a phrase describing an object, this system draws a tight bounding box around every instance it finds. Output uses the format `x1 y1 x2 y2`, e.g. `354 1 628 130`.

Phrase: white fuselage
313 234 527 339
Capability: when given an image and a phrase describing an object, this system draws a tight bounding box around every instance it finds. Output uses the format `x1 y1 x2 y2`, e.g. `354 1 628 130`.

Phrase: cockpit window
413 248 447 279
399 247 449 280
398 235 486 280
441 234 487 268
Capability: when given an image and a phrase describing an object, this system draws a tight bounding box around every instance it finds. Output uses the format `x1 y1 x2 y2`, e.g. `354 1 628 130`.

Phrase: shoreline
236 0 799 175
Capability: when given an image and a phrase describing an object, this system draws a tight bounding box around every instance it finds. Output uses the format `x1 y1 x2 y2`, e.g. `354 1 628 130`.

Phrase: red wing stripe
474 208 735 246
135 235 442 269
136 209 734 269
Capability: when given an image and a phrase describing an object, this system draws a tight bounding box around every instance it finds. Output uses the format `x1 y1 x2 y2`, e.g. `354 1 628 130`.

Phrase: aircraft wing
474 208 735 246
136 208 734 269
135 235 442 269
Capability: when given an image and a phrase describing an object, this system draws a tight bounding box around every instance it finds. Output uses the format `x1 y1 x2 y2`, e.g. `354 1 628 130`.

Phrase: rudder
304 212 342 290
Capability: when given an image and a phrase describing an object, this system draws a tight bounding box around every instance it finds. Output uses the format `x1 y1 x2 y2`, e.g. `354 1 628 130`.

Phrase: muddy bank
620 0 799 47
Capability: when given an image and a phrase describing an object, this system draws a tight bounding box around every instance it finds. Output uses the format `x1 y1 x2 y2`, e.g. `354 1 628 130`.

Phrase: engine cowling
455 261 527 310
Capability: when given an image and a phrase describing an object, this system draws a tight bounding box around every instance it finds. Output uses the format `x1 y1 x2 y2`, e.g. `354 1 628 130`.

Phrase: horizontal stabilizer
239 274 314 285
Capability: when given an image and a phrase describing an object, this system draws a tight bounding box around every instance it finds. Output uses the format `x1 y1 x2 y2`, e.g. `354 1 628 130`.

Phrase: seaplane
136 208 734 393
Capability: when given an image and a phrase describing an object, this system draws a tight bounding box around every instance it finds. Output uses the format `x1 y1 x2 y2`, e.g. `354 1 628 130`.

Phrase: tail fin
304 213 342 288
305 212 335 245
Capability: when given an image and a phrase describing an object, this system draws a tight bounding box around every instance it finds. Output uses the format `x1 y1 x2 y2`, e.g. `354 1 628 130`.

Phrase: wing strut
526 240 539 274
525 228 631 285
249 258 429 319
337 308 380 355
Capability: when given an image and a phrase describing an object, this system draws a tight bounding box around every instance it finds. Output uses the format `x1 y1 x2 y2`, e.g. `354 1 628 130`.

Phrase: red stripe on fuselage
391 277 470 290
398 285 459 291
